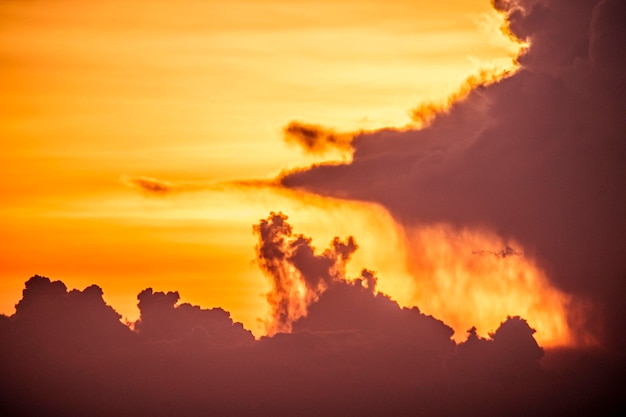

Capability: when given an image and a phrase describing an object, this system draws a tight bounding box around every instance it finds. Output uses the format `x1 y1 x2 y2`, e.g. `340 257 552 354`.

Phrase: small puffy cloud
284 120 355 155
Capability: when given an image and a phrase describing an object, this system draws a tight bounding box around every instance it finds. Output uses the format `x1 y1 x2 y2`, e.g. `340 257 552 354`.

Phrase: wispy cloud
120 175 280 194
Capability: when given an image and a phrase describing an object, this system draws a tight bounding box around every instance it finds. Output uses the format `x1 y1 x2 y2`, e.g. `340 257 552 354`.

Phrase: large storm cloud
282 0 626 349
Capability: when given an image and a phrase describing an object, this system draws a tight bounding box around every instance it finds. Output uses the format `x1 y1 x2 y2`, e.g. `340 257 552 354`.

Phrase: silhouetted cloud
1 271 621 416
450 316 543 379
293 281 455 355
252 212 455 353
281 0 626 350
134 287 254 346
1 212 623 415
8 275 135 355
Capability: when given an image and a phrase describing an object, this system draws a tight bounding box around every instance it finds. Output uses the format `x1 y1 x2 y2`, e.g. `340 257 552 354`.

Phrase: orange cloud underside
405 225 576 347
1 1 567 343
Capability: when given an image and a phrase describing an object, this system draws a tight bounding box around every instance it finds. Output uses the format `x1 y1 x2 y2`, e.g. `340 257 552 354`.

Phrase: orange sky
0 0 555 341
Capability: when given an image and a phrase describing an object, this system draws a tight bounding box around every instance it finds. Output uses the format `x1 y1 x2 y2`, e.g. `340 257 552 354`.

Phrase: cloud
9 275 135 354
281 0 626 350
3 0 624 414
472 245 521 258
449 316 544 382
134 287 254 346
121 175 175 193
409 66 516 127
293 280 455 353
2 270 621 416
120 174 279 195
283 120 355 155
1 210 622 415
252 212 455 353
253 211 358 334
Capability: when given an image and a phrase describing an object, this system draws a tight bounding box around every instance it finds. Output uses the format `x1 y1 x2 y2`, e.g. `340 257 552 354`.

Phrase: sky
2 0 625 415
1 0 524 339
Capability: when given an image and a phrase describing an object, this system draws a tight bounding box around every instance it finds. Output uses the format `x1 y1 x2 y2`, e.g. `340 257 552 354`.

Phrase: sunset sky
1 0 524 337
2 0 625 415
2 0 624 355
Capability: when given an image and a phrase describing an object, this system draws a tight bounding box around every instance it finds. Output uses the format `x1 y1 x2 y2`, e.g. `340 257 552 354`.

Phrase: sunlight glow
0 0 532 342
406 224 575 347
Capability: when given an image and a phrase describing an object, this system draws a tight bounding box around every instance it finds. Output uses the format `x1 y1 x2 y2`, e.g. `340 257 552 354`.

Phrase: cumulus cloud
281 0 626 350
293 281 455 353
134 287 254 346
253 212 454 353
9 275 135 354
450 316 544 378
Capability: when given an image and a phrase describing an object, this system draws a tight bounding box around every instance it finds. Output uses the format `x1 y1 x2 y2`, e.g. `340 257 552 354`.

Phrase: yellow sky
0 0 524 338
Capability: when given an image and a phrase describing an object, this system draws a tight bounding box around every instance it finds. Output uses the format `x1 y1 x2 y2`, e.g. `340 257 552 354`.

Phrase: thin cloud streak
120 175 280 194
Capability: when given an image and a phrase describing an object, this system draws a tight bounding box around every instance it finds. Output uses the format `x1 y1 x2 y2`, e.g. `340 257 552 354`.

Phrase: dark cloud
450 316 544 379
120 174 279 195
281 0 626 350
134 287 254 346
1 214 623 415
121 175 173 193
293 280 455 355
284 120 355 155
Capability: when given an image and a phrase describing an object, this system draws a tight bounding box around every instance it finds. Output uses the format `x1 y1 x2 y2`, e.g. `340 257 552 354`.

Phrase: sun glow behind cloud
3 0 625 413
1 185 414 337
1 0 569 343
11 177 573 346
405 224 577 347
